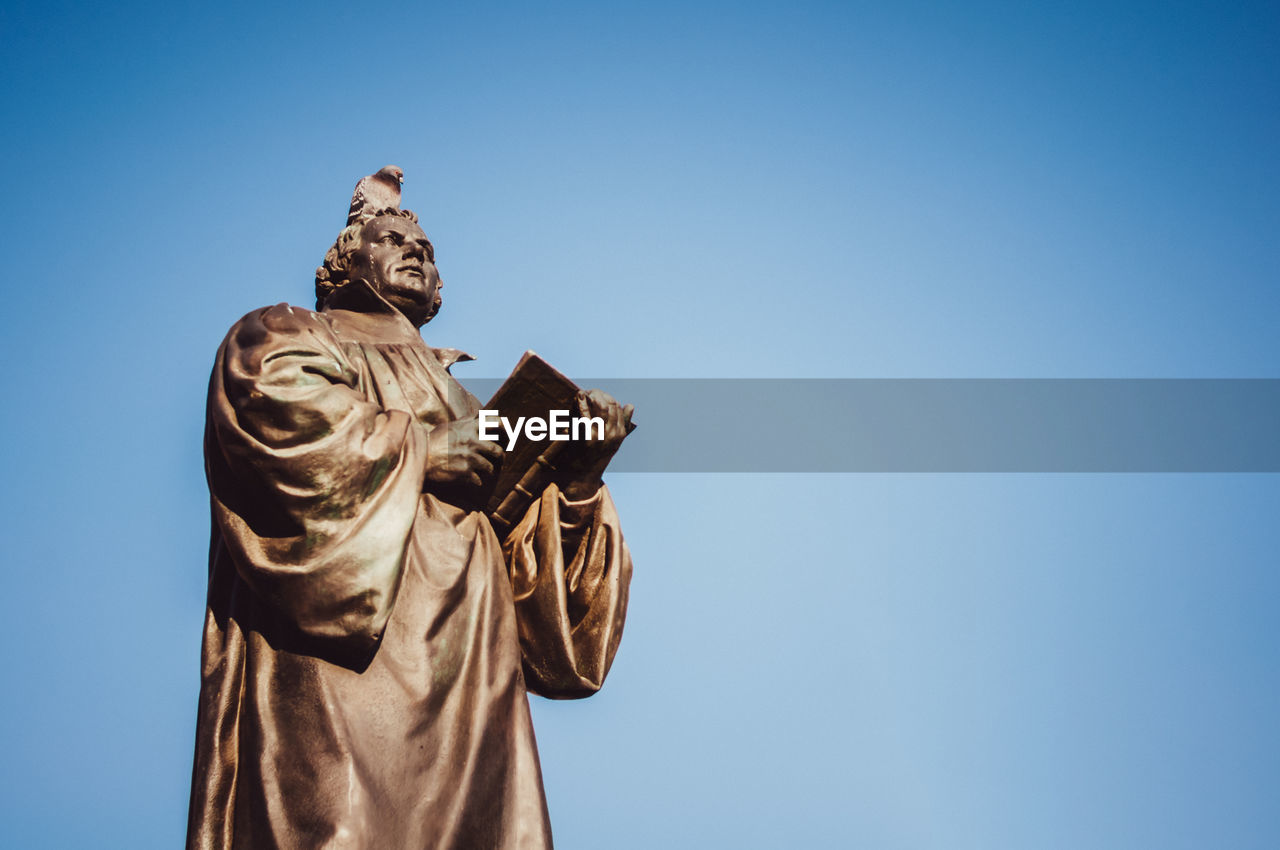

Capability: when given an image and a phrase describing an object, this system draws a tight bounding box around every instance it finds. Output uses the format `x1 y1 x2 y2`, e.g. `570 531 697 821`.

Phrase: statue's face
349 215 441 326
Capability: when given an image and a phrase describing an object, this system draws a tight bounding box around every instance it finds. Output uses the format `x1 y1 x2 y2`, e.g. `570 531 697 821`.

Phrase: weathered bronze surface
187 168 634 849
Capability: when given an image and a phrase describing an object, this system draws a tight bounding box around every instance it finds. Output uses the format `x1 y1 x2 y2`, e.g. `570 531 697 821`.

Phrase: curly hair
314 207 431 309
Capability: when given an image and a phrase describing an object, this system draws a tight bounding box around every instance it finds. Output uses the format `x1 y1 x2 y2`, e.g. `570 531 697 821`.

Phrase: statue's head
315 208 443 326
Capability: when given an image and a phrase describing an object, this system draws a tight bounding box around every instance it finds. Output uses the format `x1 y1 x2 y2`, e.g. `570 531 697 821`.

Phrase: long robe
187 283 632 849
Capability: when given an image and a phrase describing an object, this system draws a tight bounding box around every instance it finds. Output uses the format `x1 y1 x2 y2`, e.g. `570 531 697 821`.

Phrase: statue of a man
187 170 633 849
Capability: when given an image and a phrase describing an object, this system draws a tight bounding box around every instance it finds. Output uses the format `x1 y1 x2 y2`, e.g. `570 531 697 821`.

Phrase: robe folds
188 284 632 850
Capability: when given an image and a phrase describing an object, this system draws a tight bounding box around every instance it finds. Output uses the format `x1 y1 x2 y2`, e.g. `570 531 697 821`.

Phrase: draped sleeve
503 483 633 698
204 303 427 664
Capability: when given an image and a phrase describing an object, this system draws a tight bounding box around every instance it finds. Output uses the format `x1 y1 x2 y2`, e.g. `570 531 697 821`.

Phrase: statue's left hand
560 389 633 501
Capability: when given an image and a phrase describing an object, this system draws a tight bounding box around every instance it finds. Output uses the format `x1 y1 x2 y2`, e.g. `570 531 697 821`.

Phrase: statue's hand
424 416 504 496
560 389 634 501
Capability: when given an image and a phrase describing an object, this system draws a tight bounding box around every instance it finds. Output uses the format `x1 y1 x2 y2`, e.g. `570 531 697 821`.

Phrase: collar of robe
322 278 475 371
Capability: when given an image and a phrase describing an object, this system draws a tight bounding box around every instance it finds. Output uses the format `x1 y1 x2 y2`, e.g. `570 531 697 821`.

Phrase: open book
483 351 634 534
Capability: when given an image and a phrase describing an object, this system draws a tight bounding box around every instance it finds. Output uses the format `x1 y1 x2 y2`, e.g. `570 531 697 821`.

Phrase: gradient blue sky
1 2 1277 847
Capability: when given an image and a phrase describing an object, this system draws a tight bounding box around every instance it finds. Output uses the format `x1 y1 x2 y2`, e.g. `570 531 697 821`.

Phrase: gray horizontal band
457 379 1280 472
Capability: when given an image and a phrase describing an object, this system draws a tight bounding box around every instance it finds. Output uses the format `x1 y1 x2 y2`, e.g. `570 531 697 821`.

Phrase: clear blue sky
1 1 1277 847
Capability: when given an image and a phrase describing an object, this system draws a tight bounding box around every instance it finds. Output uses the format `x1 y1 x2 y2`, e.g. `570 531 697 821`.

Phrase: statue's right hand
423 416 504 494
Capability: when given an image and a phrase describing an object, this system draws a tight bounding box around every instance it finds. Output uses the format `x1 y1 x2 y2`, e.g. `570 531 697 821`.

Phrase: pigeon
347 165 404 225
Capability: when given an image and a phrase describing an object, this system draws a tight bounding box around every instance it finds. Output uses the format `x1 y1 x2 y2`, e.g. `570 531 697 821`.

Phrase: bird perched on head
347 165 404 225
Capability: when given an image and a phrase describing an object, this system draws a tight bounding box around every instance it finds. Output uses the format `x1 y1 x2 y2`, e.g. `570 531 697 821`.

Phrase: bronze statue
187 168 634 849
